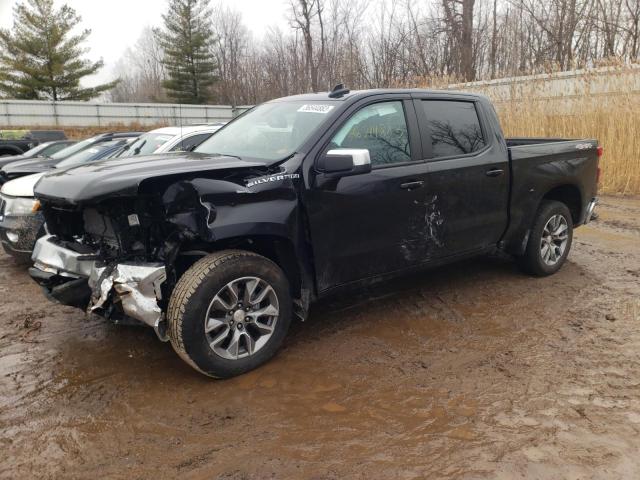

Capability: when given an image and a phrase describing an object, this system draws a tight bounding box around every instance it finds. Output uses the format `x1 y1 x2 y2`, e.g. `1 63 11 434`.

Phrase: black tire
167 250 292 378
517 200 573 277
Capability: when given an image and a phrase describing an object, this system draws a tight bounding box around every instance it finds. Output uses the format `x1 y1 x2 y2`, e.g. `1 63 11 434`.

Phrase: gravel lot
1 195 639 480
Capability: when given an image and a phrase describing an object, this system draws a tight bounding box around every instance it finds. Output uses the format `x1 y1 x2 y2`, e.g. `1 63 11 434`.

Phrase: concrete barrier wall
0 100 252 127
448 65 640 110
3 65 638 126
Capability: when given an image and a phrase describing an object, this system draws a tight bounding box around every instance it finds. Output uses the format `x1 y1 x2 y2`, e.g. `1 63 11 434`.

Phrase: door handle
485 168 504 177
400 181 424 190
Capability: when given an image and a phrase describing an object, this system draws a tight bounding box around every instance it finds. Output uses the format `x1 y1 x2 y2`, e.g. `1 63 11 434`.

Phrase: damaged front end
29 154 307 339
30 234 169 340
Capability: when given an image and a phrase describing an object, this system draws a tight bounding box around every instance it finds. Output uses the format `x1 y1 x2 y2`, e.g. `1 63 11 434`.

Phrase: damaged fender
31 235 169 336
89 263 167 331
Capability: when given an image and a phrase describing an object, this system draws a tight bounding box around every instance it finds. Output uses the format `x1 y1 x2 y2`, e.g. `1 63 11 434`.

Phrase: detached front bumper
30 235 168 335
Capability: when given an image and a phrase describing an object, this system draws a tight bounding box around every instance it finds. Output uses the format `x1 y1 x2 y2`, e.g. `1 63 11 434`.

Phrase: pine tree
0 0 117 101
155 0 217 104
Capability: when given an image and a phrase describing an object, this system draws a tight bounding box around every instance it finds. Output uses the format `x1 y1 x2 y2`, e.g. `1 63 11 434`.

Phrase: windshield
195 101 336 161
113 132 174 158
55 139 127 169
55 147 105 168
21 143 50 156
50 137 98 160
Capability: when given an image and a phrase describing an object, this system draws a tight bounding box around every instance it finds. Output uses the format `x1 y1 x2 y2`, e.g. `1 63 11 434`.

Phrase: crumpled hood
34 152 270 203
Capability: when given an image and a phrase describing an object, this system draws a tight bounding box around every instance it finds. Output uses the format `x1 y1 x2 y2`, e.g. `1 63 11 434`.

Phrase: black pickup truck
0 130 67 156
28 88 600 378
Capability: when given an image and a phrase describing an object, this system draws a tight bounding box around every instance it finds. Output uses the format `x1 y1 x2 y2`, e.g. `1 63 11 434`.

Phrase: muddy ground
1 196 639 480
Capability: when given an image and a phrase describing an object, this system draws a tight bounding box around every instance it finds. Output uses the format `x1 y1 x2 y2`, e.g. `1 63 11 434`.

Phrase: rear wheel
167 250 292 378
517 200 573 276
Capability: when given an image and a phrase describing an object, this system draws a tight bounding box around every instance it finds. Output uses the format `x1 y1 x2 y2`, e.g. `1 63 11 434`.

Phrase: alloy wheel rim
540 214 569 266
204 276 279 360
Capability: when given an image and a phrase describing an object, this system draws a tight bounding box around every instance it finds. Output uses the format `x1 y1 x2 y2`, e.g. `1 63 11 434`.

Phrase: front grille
83 208 121 251
41 201 84 240
42 198 152 261
0 196 5 217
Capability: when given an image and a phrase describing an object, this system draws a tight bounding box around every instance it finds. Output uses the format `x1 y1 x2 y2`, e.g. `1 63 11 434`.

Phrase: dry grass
450 65 640 195
497 100 640 195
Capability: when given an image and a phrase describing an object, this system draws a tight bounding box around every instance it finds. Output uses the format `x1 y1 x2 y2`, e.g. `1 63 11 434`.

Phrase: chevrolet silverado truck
28 87 600 378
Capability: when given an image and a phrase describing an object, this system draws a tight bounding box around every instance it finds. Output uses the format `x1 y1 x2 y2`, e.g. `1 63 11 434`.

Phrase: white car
0 172 45 261
112 124 225 159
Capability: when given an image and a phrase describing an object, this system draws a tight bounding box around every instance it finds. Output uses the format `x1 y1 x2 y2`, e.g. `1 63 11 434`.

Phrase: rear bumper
583 197 598 225
30 235 167 332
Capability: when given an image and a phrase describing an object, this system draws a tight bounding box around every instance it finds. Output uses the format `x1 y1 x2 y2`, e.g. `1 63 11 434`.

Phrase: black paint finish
32 89 599 307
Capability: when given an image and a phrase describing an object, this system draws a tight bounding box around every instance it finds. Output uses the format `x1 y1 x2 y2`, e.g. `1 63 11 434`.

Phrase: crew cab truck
28 87 600 378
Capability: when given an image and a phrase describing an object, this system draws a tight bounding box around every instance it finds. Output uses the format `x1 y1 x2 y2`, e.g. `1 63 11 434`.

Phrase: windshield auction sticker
298 104 335 114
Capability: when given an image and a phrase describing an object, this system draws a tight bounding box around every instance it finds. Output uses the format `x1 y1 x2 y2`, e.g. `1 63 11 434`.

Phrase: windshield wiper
207 152 242 160
133 140 147 155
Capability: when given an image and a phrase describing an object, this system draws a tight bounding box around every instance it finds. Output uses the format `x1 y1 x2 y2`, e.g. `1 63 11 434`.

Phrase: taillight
596 145 603 184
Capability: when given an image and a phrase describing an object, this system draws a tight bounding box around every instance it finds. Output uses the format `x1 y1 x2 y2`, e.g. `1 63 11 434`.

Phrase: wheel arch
177 234 307 300
0 146 23 156
541 183 582 224
502 182 583 256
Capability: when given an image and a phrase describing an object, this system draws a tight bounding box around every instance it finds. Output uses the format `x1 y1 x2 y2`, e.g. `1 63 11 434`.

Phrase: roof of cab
268 88 484 103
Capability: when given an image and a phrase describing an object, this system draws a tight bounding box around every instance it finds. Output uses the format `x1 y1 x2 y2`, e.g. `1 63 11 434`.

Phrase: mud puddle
1 195 640 479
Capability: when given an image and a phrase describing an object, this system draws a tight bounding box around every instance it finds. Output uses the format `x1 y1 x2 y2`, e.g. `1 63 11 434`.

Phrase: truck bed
501 137 600 254
506 137 574 147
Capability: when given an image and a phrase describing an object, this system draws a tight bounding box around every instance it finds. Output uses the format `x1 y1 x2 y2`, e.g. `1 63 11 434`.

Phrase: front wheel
167 250 292 378
517 200 573 276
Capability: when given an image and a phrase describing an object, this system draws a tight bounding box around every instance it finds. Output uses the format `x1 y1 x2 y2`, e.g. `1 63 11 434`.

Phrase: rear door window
421 100 486 158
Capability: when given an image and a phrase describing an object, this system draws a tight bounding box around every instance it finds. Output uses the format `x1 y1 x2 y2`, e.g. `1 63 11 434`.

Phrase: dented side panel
303 162 432 293
142 169 303 249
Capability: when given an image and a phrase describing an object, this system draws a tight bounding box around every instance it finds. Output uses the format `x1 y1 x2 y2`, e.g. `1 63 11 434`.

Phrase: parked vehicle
111 124 225 159
0 141 77 169
0 137 139 261
0 132 142 184
0 130 67 156
28 87 600 378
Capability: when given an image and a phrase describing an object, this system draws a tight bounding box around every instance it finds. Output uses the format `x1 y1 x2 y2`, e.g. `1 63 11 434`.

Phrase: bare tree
108 0 640 104
211 6 249 105
289 0 327 92
441 0 476 80
110 27 166 102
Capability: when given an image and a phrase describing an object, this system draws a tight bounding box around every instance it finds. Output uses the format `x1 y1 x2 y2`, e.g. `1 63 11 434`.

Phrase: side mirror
317 149 372 176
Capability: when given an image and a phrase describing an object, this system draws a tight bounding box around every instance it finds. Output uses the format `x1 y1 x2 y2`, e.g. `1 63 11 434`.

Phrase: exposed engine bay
33 196 182 340
30 161 292 340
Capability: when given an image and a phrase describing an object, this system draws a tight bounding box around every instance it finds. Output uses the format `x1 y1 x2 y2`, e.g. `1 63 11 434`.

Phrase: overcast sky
0 0 291 87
